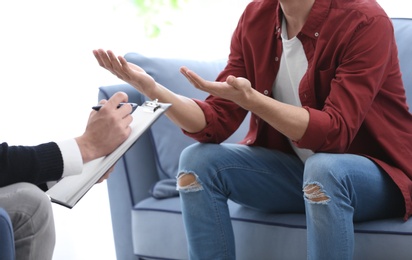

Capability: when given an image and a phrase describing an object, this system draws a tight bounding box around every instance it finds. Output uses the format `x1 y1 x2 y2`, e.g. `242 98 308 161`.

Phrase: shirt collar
302 0 331 39
275 0 331 40
275 2 282 39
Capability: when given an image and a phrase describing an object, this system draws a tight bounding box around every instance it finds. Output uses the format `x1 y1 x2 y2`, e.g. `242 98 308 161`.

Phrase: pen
92 102 138 113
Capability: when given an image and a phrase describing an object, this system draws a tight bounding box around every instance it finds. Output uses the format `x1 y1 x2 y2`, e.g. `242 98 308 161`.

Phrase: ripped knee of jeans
176 172 204 193
303 182 330 204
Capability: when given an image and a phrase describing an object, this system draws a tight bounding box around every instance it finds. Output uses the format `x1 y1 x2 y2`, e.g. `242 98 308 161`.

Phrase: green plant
131 0 189 38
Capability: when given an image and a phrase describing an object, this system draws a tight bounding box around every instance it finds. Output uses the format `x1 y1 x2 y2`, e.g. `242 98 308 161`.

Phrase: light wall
0 0 248 259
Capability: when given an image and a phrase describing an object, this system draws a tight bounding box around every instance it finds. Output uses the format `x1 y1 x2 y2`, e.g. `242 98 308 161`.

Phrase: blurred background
0 0 409 259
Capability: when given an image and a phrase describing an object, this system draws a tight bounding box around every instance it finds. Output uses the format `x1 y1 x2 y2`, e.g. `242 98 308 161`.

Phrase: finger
226 75 249 91
92 49 105 67
183 69 205 89
97 172 109 183
114 56 132 80
180 66 189 77
112 91 129 103
98 99 108 105
180 66 198 85
121 115 134 131
118 56 128 65
96 49 115 71
97 165 115 183
105 92 129 110
107 51 124 74
92 99 109 114
226 75 237 88
180 69 196 86
118 56 136 79
118 102 134 117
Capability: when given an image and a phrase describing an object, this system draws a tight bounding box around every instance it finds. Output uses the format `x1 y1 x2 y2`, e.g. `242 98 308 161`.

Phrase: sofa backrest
392 18 412 111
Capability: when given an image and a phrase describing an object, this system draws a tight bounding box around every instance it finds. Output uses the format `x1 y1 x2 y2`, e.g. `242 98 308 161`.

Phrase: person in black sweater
0 91 133 260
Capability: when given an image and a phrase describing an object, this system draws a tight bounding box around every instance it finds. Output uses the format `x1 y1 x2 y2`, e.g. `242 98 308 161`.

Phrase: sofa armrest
99 84 160 260
98 84 160 204
0 208 15 260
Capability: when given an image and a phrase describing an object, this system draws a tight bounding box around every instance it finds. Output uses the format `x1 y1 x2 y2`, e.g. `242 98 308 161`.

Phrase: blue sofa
0 208 15 260
99 18 412 260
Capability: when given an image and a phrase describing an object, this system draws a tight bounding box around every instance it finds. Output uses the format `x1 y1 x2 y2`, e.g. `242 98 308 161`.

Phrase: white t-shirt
272 18 314 163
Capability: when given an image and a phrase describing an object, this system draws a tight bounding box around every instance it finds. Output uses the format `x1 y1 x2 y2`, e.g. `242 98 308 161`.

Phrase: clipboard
46 99 171 208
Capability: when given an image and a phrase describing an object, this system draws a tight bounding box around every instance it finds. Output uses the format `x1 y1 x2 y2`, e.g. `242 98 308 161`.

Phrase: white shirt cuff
47 139 83 189
57 138 83 177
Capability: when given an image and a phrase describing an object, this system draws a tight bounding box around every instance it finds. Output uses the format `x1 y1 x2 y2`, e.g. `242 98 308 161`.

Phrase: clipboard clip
142 99 161 113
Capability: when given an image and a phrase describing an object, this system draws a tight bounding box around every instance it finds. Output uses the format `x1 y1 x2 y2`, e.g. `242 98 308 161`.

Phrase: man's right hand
75 91 133 163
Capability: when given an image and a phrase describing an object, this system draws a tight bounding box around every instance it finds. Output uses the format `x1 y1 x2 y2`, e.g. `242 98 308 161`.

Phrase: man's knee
17 183 52 212
8 183 54 235
14 183 55 256
181 143 211 162
303 182 331 204
176 172 203 192
179 143 222 173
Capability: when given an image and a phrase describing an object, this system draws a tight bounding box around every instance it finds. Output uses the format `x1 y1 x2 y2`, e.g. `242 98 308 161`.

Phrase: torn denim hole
176 172 204 193
303 182 331 204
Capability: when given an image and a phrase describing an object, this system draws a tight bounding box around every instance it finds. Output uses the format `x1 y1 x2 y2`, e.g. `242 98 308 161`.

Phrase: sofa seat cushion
132 198 412 260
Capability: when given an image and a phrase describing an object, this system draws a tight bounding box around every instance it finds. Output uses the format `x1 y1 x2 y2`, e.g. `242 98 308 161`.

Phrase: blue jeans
177 143 404 260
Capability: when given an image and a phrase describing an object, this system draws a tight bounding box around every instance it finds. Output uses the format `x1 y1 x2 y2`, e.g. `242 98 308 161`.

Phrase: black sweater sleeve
0 142 64 188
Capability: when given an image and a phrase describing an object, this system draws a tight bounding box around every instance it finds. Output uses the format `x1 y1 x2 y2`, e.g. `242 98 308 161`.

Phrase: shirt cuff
56 138 83 177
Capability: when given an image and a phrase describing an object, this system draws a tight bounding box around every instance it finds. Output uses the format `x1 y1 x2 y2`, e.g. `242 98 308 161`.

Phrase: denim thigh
178 143 306 213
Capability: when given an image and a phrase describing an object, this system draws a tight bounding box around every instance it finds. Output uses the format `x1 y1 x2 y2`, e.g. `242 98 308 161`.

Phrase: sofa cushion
132 197 412 260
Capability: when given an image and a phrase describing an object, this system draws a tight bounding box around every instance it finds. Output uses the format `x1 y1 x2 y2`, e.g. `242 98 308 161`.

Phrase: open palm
93 49 157 97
